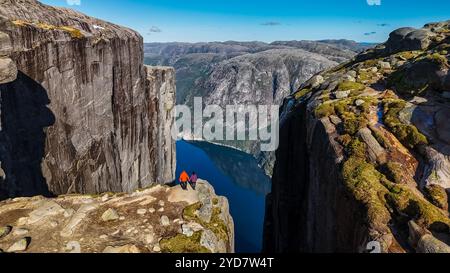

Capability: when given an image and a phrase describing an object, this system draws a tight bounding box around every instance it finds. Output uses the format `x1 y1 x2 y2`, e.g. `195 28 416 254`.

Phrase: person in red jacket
179 170 190 190
189 172 198 190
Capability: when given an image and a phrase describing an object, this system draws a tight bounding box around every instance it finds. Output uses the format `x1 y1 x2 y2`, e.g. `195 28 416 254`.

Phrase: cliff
264 21 450 253
0 0 175 198
0 180 234 253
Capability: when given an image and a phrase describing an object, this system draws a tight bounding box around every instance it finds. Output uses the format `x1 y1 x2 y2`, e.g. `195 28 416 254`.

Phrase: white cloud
367 0 381 5
66 0 81 5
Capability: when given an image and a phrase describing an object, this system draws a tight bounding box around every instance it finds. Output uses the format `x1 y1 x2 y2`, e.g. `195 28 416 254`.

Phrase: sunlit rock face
0 0 175 198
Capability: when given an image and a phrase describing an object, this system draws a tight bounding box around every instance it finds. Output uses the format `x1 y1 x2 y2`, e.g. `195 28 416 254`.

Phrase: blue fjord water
175 140 271 253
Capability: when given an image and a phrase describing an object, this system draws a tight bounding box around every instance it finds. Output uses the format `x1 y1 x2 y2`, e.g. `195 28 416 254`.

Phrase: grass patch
337 81 365 92
424 184 448 210
160 231 210 253
294 88 311 100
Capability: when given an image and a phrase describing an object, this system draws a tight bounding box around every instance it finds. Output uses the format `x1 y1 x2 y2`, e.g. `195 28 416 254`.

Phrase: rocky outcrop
0 180 234 253
0 0 175 198
265 21 450 253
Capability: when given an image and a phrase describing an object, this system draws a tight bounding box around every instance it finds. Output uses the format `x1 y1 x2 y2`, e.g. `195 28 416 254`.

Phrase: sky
39 0 450 43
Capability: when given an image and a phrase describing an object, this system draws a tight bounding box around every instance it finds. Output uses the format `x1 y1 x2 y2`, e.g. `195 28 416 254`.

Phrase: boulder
0 226 12 239
101 208 119 222
160 215 170 226
385 27 435 53
103 245 140 253
357 128 387 164
334 90 351 99
7 238 29 252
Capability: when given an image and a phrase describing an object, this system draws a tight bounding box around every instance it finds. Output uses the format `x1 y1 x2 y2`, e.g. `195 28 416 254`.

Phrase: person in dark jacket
189 172 198 190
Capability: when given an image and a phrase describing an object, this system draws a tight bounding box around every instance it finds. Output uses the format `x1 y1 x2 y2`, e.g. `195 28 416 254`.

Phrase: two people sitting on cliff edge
179 170 198 190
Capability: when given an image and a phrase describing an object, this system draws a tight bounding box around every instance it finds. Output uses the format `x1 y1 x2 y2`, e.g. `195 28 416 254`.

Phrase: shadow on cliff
0 71 55 200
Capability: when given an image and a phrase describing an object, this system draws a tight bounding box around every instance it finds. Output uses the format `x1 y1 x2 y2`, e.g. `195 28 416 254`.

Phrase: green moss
342 157 391 225
315 102 335 118
160 231 210 253
337 81 365 92
371 128 389 149
397 51 420 60
346 138 366 159
387 69 429 97
382 100 428 149
383 181 450 232
357 69 376 83
383 162 406 184
425 52 449 67
338 134 352 147
183 202 229 243
342 116 368 135
424 184 448 210
294 88 312 100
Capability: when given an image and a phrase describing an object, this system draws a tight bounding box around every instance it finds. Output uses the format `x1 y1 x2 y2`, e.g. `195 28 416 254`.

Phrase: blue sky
40 0 450 43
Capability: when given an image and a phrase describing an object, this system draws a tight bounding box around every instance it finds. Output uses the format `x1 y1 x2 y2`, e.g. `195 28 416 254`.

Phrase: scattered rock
158 207 164 212
308 75 324 88
334 90 351 99
101 194 110 202
63 208 75 218
0 226 12 239
99 234 108 239
200 229 219 253
378 61 391 70
160 215 170 226
13 228 29 236
355 99 365 107
27 200 65 224
145 233 154 244
101 208 119 222
149 208 156 213
158 200 165 207
7 237 29 252
66 241 81 253
152 245 161 252
137 208 147 215
182 224 194 237
103 245 140 253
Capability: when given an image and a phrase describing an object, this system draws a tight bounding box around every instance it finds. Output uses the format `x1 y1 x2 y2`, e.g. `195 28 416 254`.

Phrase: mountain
144 40 371 105
145 40 371 174
264 20 450 253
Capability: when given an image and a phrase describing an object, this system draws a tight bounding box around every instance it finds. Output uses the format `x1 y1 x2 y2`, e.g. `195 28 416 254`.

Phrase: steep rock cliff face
265 21 450 253
0 180 234 253
0 0 175 198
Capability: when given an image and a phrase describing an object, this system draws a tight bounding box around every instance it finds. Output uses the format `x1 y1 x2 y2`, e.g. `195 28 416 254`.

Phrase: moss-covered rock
424 184 448 211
